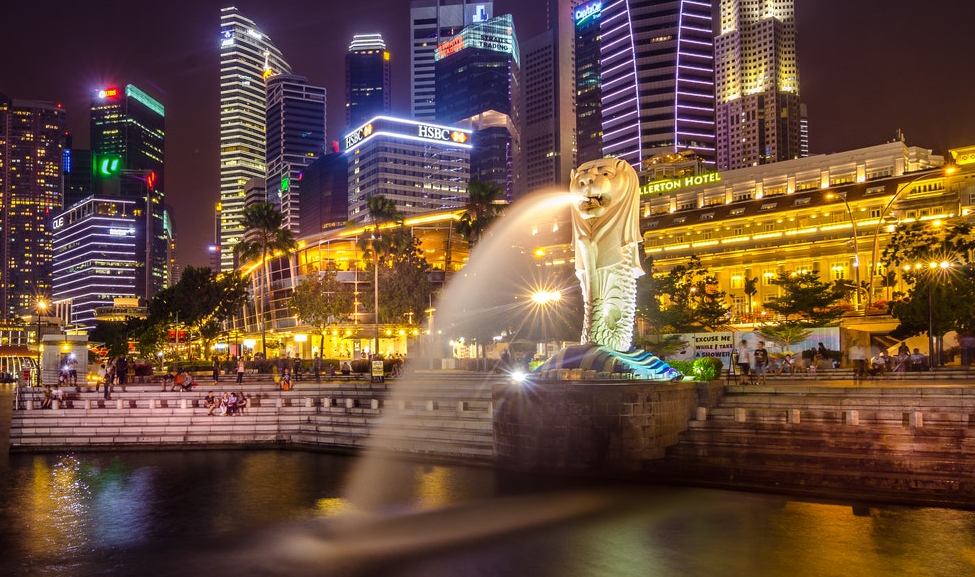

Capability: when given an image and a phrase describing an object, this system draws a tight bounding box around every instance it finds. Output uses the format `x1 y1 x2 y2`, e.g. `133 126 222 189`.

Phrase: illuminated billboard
343 116 472 152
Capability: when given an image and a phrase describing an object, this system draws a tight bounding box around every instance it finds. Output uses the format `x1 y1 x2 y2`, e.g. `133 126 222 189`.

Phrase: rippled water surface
2 386 974 577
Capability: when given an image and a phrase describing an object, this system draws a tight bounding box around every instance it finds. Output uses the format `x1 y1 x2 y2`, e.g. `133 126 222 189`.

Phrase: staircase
661 384 975 506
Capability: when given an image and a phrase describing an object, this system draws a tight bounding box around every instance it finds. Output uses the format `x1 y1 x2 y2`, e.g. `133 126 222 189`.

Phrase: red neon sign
103 88 119 97
146 171 157 189
437 36 465 59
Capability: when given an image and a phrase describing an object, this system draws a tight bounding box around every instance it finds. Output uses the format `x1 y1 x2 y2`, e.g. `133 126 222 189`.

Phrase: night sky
2 0 973 268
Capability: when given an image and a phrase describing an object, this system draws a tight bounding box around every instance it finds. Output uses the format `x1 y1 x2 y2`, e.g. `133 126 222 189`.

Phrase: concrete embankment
657 383 975 508
9 373 495 463
10 374 975 507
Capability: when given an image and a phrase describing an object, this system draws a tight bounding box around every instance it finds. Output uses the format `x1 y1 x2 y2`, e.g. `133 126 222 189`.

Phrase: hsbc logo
418 125 449 140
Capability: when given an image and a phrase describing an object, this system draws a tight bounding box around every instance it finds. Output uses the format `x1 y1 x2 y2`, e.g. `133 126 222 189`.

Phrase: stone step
700 406 972 427
665 444 974 476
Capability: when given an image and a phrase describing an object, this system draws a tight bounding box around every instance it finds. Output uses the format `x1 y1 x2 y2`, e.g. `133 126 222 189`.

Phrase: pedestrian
500 348 512 371
96 363 107 392
293 356 301 382
281 367 292 391
849 342 868 383
236 356 246 384
68 355 78 385
736 339 752 381
104 364 114 400
212 355 220 382
117 356 128 385
313 354 321 382
753 341 769 383
897 341 910 356
817 342 828 360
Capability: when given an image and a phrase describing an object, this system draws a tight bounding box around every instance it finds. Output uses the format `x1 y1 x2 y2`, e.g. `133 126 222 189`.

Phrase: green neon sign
94 155 122 177
281 176 290 192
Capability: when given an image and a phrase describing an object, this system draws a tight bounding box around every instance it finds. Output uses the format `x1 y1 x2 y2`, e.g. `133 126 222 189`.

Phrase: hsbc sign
344 117 471 151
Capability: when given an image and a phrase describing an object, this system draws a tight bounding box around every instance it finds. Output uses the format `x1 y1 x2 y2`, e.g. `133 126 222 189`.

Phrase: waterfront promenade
7 370 975 507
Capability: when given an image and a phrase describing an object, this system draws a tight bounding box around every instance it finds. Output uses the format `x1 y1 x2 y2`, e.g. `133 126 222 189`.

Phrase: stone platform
493 379 722 474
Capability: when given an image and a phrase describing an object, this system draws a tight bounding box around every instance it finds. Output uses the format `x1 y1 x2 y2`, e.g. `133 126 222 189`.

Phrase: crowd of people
203 390 248 416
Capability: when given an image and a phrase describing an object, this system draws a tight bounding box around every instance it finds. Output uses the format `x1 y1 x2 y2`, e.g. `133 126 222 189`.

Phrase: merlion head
569 158 640 221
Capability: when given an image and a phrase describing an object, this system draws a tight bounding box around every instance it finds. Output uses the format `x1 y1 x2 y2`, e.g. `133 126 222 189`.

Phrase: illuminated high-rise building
573 0 602 164
521 0 576 193
410 0 494 121
90 84 165 189
265 74 327 233
346 34 390 129
599 0 715 166
715 0 803 170
0 94 66 318
344 116 471 222
435 14 521 197
219 6 291 271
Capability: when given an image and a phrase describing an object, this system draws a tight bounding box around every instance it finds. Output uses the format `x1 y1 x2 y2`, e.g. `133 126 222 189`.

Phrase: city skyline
1 0 973 268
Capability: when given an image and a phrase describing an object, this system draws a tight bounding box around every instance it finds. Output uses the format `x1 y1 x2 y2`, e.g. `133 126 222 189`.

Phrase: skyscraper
410 0 494 121
573 0 602 164
298 153 348 238
345 116 471 222
89 84 170 295
435 14 521 197
90 84 165 189
219 6 291 271
521 0 576 193
346 34 390 129
715 0 802 170
62 139 93 209
599 0 715 166
265 74 327 234
0 94 66 318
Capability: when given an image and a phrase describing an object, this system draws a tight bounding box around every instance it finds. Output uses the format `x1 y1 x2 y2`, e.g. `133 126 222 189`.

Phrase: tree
89 321 129 358
456 180 505 246
636 256 730 333
757 324 812 353
743 276 759 315
234 203 297 356
881 221 975 341
127 318 167 361
288 266 355 354
764 271 845 328
147 267 248 359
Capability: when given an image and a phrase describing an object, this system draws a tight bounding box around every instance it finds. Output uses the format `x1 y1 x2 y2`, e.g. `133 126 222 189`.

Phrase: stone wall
493 380 722 474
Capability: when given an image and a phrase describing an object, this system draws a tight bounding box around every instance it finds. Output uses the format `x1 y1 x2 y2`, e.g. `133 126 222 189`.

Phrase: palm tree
456 180 505 246
234 203 297 356
356 195 406 356
743 276 759 318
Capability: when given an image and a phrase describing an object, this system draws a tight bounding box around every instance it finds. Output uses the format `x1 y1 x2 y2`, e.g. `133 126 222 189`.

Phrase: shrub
668 358 722 381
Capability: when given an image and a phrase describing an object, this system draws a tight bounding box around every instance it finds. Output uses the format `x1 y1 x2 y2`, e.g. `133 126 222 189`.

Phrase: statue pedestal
493 379 715 474
533 344 679 381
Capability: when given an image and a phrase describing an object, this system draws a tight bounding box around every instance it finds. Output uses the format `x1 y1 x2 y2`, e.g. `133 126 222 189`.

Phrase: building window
730 275 744 289
794 197 811 206
730 208 745 216
700 212 715 221
760 203 777 211
866 186 886 195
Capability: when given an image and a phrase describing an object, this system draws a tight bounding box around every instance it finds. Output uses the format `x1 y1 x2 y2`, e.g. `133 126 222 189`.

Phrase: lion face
569 158 632 220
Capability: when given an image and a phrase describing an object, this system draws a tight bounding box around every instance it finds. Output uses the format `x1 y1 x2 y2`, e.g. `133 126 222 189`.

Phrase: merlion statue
569 158 644 352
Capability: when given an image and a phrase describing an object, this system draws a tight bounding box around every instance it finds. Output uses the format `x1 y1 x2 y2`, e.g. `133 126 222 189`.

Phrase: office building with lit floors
90 84 165 189
298 153 349 238
599 0 715 166
410 0 494 121
51 195 142 331
344 116 471 223
219 6 291 270
435 13 521 197
346 34 390 129
573 0 603 164
0 94 66 319
521 0 576 193
265 74 327 234
714 0 804 170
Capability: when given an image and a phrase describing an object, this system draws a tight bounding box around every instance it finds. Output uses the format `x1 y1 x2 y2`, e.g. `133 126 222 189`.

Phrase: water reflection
2 450 975 576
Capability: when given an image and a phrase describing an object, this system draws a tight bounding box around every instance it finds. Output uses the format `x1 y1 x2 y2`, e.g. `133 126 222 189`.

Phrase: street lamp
36 300 46 386
867 166 957 308
825 192 862 310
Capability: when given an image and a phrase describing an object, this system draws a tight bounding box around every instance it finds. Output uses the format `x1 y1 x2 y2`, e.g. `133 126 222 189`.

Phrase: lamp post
922 260 952 367
371 232 380 359
36 300 46 386
867 166 957 309
825 192 862 310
